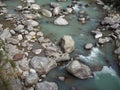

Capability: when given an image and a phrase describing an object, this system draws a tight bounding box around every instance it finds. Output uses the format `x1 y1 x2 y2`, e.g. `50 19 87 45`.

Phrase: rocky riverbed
0 0 120 90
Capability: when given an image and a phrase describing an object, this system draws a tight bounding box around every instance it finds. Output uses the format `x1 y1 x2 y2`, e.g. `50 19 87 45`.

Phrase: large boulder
30 56 57 75
66 60 93 79
35 81 58 90
54 16 68 25
60 35 75 53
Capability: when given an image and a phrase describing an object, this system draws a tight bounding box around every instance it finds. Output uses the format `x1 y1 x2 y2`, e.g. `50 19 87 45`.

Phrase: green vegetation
0 39 16 90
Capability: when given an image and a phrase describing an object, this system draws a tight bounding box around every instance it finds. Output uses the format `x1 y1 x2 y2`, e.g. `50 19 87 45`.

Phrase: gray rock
66 60 93 79
26 0 35 3
114 47 120 54
15 25 24 31
35 81 58 90
25 20 39 27
85 43 93 50
60 35 75 53
54 16 69 25
6 38 19 45
30 56 57 75
53 6 61 15
24 14 37 19
25 73 39 86
0 29 11 41
58 76 65 81
31 4 40 10
41 9 52 17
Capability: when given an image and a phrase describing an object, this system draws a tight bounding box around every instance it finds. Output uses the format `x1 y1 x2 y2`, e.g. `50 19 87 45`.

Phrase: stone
26 0 35 3
15 25 24 31
30 56 57 75
58 76 65 81
24 14 37 19
31 4 40 10
54 16 69 25
66 60 93 79
30 68 36 74
37 32 43 37
85 43 93 50
6 38 19 45
0 29 11 41
32 49 42 55
18 58 29 71
13 53 25 61
25 73 39 86
66 8 73 13
53 6 61 15
114 47 120 54
25 20 39 27
41 9 52 17
60 35 75 53
35 81 58 90
18 34 23 40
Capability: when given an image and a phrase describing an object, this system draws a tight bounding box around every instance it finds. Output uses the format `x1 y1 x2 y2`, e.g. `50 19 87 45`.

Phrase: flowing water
2 0 120 90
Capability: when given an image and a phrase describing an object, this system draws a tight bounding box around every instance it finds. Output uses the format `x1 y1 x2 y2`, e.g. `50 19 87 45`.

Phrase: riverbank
0 0 120 90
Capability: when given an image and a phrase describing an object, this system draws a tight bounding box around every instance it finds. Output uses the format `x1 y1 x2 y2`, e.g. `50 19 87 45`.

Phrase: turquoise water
2 0 120 90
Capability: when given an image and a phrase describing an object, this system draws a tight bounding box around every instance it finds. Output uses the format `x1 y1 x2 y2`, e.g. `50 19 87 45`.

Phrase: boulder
41 9 52 17
30 56 57 75
25 73 39 86
54 16 69 25
66 60 93 79
35 81 58 90
60 35 75 53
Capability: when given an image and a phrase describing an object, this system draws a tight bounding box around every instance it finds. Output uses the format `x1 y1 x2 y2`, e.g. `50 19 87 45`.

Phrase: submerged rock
35 81 58 90
30 56 57 75
66 60 93 79
60 35 75 53
54 16 69 25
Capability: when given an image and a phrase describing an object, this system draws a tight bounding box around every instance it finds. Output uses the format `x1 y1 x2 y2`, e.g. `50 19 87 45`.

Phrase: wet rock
66 7 73 13
41 9 52 17
54 16 69 25
53 6 61 15
26 0 35 3
24 14 37 19
13 53 25 61
6 38 19 45
60 35 75 53
37 31 43 37
25 73 39 86
98 37 110 44
30 56 57 75
31 4 40 10
35 81 58 90
58 76 65 81
25 20 39 27
66 60 93 79
0 29 11 41
114 47 120 54
50 2 60 7
85 43 93 50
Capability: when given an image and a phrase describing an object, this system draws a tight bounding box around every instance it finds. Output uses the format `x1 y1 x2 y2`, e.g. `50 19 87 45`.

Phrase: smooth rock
85 43 93 50
58 76 65 81
66 60 93 79
15 25 24 31
60 35 75 53
0 29 11 41
35 81 58 90
41 9 52 17
31 4 40 10
25 73 39 86
25 20 39 27
6 38 19 45
18 34 23 40
13 53 25 61
54 16 68 25
30 56 57 75
32 49 42 54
